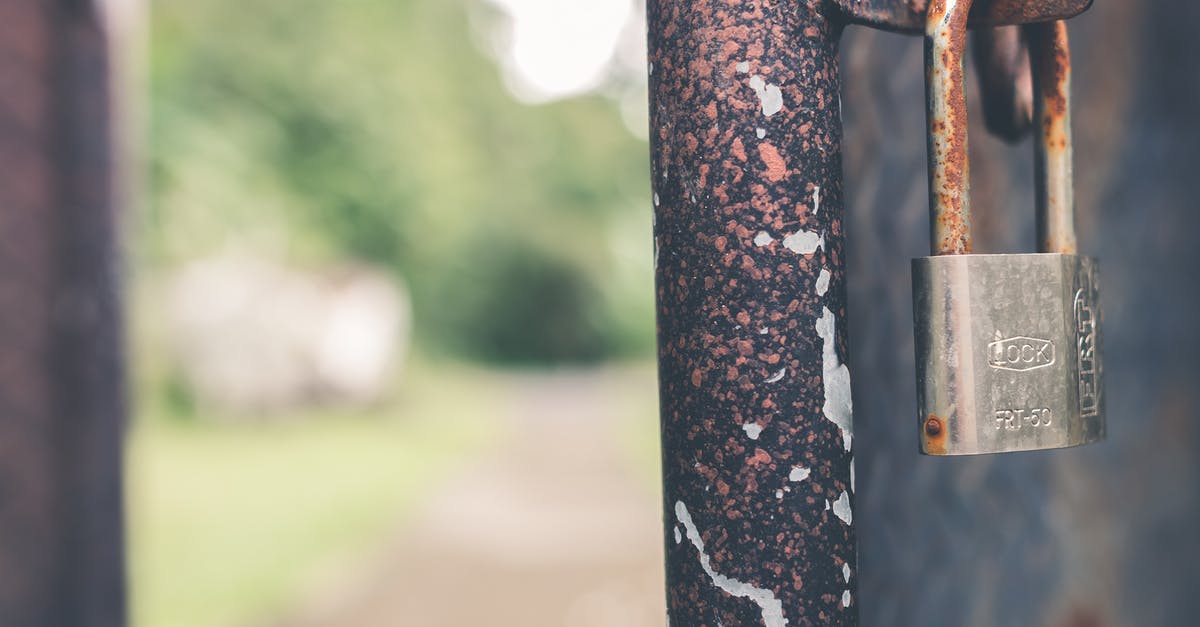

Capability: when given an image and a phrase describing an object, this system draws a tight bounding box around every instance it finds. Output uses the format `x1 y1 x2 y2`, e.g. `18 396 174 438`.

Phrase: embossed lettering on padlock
912 12 1104 455
913 254 1104 455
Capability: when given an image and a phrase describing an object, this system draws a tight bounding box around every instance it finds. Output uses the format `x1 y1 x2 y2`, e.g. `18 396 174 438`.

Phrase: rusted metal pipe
925 0 975 255
648 1 856 624
1027 20 1077 254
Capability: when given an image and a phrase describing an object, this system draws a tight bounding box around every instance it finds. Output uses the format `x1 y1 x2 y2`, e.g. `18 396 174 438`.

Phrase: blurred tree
148 0 653 364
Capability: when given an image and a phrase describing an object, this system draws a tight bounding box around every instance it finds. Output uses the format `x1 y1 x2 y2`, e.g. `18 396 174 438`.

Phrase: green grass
127 370 499 627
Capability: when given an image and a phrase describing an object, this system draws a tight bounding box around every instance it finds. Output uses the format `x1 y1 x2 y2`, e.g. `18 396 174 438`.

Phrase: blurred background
127 0 664 626
4 0 1199 626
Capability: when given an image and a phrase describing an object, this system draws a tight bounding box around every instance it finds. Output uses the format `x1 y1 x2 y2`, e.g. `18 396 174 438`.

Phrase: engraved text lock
912 12 1104 455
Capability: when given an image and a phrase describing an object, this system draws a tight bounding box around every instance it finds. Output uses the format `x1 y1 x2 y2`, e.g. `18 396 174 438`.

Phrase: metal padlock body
913 253 1104 455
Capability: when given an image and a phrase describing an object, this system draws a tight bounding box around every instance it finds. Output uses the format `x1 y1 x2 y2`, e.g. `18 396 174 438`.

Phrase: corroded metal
648 0 855 624
1028 20 1077 253
845 0 1200 621
916 7 1102 457
925 0 974 255
836 0 1092 33
0 1 126 624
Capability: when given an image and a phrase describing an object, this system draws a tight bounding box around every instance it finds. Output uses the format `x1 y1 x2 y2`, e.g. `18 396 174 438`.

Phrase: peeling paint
842 562 850 582
812 185 821 214
754 231 775 247
756 127 766 139
675 526 682 544
675 501 788 627
789 466 811 482
781 230 824 255
748 75 783 117
816 306 853 451
842 590 851 607
816 267 831 296
764 367 786 383
736 60 750 73
742 422 764 439
832 491 852 525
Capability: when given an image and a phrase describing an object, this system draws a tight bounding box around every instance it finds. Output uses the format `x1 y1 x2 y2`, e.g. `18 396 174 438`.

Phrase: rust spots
1028 21 1071 119
758 141 787 182
834 0 1090 33
1027 19 1077 255
731 136 747 162
926 0 974 256
650 0 852 622
923 414 947 454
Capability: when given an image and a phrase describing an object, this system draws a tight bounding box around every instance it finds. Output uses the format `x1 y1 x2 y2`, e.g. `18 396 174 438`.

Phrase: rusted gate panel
0 1 126 624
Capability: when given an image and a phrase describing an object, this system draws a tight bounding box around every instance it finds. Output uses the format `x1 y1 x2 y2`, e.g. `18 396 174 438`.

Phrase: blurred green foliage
149 0 654 364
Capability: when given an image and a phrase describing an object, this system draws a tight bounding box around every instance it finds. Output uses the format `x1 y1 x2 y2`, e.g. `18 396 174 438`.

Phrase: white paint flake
736 61 750 74
788 466 811 482
832 491 852 525
742 422 764 440
674 526 682 544
812 185 821 214
775 489 784 499
824 499 830 511
654 192 660 206
843 562 851 582
815 268 832 296
748 75 783 117
758 327 769 335
753 231 774 247
842 590 851 607
816 306 853 451
674 501 788 627
764 368 786 383
756 127 766 139
781 230 824 256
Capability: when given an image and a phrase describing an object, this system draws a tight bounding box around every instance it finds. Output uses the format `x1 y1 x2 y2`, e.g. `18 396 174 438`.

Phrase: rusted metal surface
1028 20 1076 254
836 0 1092 34
0 0 126 624
842 0 1200 623
925 0 973 255
972 25 1033 141
648 0 855 624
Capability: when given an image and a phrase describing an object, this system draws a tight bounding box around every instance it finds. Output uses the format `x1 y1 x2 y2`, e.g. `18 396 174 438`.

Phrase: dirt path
274 368 666 627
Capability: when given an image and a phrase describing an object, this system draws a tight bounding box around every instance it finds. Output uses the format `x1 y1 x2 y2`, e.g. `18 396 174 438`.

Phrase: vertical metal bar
648 1 856 624
925 0 975 255
0 1 126 624
1027 20 1077 254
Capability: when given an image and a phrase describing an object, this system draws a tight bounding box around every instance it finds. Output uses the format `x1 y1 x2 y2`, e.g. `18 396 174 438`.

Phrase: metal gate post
0 1 127 624
648 2 856 624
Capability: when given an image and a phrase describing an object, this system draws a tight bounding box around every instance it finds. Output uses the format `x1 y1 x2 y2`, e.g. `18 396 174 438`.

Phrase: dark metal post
648 2 856 624
0 1 127 624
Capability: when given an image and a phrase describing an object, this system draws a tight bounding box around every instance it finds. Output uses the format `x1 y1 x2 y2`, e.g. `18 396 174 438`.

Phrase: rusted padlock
911 8 1104 455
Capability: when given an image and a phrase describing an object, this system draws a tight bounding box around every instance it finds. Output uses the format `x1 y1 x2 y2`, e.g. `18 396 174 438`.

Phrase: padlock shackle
1028 20 1077 254
925 0 974 255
